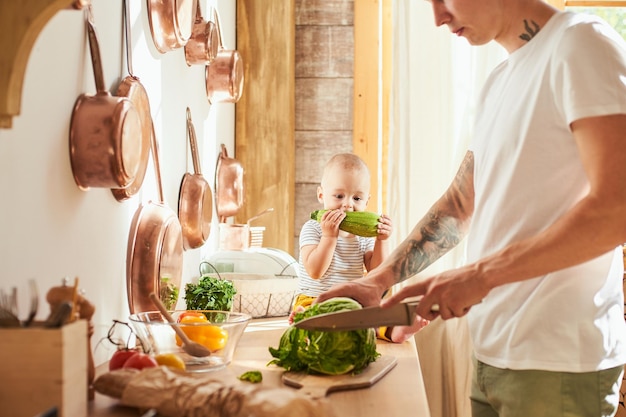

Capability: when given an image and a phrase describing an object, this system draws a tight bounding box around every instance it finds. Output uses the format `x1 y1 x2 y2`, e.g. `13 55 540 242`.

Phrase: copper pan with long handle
126 122 184 314
111 0 152 201
178 107 213 250
69 6 142 190
214 143 244 222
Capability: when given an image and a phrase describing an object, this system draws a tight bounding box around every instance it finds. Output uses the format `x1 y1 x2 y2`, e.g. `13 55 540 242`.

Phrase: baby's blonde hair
321 153 370 186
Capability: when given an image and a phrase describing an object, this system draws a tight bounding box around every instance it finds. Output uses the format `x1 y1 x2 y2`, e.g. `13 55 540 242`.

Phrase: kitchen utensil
282 355 397 399
111 0 153 201
148 293 211 358
23 279 38 327
247 207 274 225
205 8 244 104
0 305 20 327
69 6 142 190
126 122 184 314
218 208 273 250
214 143 244 221
184 2 219 66
294 298 440 331
146 0 196 53
178 108 213 250
44 301 73 328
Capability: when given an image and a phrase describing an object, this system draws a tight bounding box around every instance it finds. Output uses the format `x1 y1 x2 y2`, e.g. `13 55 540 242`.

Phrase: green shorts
471 358 624 417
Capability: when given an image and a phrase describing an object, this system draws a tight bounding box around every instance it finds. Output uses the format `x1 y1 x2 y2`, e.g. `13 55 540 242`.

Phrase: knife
294 298 439 332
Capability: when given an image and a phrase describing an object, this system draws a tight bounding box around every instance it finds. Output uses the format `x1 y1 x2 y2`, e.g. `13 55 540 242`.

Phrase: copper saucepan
214 143 244 222
184 2 219 66
205 8 244 104
111 0 152 201
69 7 142 190
178 108 213 250
147 0 196 53
126 123 184 314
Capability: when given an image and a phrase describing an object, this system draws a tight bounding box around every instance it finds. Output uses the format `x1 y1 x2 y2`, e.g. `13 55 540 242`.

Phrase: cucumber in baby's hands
310 210 380 237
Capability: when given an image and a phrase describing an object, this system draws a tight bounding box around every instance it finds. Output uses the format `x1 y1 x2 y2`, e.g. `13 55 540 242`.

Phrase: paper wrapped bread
94 366 335 417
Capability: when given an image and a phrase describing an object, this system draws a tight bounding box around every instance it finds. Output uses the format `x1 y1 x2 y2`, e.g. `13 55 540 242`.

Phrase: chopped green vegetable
183 275 236 311
268 297 379 375
160 277 179 310
238 370 263 383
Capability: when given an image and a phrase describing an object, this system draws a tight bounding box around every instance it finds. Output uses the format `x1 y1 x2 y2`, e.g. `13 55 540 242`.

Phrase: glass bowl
129 310 251 372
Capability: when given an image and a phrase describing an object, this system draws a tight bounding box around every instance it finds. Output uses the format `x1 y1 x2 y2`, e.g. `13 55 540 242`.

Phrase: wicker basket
219 272 297 318
198 261 298 318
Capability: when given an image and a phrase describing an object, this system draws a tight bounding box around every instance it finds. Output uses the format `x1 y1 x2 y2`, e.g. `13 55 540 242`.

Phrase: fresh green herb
268 297 379 375
160 277 179 310
238 370 263 383
183 275 236 311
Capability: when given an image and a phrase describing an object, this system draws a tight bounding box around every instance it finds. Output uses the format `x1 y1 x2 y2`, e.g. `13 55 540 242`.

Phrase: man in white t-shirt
317 0 626 416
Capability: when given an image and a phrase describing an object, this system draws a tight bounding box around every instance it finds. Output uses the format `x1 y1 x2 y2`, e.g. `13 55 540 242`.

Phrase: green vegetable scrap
160 277 179 310
184 275 236 311
268 297 379 375
238 370 263 383
310 210 380 237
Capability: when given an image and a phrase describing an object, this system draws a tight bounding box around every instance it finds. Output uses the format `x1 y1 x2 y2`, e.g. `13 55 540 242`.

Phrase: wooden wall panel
236 0 295 253
295 78 353 131
295 131 352 183
295 0 354 25
293 0 354 259
296 26 354 77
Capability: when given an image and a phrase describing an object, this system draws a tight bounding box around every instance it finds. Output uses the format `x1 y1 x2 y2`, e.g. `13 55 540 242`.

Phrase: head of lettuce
268 297 380 375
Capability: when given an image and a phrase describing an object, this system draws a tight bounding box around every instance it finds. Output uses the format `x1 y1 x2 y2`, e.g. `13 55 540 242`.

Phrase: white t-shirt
297 220 375 297
467 12 626 372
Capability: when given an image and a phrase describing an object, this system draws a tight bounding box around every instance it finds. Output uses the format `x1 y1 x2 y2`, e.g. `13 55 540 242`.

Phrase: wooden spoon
149 293 211 357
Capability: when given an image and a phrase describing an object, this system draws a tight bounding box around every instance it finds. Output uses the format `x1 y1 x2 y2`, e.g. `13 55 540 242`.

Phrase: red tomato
109 349 140 371
177 311 207 323
122 352 158 370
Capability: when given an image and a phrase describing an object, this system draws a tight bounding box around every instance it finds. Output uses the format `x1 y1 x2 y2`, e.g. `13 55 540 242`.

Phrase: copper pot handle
186 108 202 176
85 6 107 94
213 7 224 49
150 121 165 203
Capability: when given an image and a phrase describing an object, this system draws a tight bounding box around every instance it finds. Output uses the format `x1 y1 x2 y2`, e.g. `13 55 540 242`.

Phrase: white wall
0 0 235 365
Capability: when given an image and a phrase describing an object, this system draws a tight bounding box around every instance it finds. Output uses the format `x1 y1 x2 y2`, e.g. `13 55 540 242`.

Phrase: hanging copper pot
146 0 196 54
69 7 142 190
205 8 244 104
214 143 244 222
111 0 152 201
178 108 213 250
184 2 219 66
126 123 184 314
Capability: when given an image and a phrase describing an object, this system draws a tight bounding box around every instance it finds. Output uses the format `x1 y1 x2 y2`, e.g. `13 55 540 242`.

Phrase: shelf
0 0 83 129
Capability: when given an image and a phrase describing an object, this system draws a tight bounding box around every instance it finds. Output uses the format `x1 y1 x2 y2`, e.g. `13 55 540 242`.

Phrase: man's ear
317 185 324 203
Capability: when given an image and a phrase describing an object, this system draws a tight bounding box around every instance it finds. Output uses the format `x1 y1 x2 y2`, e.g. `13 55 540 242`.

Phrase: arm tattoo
519 19 540 42
391 153 474 284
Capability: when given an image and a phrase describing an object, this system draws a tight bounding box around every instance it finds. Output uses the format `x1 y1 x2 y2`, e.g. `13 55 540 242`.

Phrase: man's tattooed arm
390 152 475 284
519 19 540 42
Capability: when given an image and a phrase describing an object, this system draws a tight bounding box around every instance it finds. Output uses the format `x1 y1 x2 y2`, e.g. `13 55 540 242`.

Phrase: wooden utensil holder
0 320 88 417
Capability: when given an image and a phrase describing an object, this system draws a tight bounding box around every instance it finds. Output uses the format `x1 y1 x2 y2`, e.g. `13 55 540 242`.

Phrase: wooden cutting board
281 355 397 399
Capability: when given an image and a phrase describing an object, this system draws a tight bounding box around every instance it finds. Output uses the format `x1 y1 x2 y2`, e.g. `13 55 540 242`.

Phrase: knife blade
294 298 438 332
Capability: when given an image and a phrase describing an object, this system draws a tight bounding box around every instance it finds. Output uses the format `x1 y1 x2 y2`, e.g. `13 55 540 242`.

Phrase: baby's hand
288 305 306 324
376 214 393 241
389 316 430 343
320 209 345 237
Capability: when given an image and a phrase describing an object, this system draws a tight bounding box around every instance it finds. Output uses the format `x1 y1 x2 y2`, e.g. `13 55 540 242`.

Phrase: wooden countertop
89 318 431 417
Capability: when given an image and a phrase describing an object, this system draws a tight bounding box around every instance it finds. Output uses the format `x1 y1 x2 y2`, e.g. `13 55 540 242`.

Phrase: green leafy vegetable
183 275 236 311
268 297 379 375
238 370 263 383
